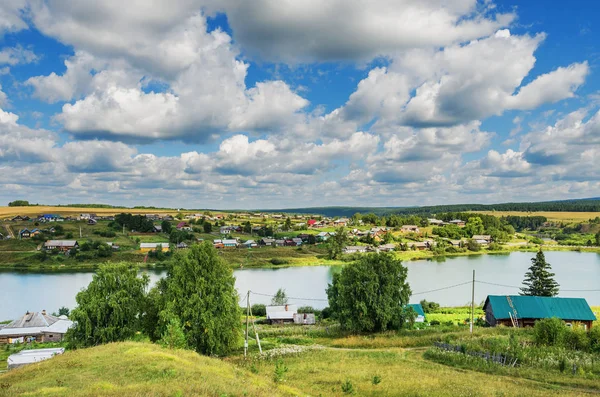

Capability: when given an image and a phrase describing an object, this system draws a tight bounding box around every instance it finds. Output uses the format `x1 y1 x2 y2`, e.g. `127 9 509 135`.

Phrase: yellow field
473 211 600 223
0 206 178 219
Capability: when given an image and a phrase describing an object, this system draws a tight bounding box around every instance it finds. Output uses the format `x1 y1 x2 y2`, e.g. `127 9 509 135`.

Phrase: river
1 251 599 320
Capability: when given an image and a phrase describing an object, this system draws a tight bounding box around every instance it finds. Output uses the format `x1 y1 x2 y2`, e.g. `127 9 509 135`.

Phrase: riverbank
0 243 598 273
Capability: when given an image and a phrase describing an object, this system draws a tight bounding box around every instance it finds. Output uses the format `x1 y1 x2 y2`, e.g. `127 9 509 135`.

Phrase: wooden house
484 295 596 330
44 240 78 252
266 304 297 324
401 225 420 233
0 311 73 344
139 242 169 252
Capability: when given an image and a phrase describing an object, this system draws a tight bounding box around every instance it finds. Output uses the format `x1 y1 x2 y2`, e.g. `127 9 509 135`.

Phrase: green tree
160 317 188 350
8 200 30 206
161 220 172 234
243 221 252 234
271 288 288 305
326 252 412 332
327 227 348 259
520 250 559 296
159 242 241 355
307 234 317 245
203 221 212 233
595 232 600 247
465 217 484 237
66 263 149 347
284 217 292 231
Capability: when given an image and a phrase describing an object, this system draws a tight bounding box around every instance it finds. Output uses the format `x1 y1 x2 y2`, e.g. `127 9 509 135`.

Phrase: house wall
41 333 65 343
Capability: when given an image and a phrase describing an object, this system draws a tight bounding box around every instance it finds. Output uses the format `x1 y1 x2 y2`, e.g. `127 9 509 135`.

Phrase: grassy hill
0 342 300 397
1 336 597 396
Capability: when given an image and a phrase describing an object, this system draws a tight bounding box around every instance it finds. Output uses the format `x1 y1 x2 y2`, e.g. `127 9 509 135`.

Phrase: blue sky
0 1 599 209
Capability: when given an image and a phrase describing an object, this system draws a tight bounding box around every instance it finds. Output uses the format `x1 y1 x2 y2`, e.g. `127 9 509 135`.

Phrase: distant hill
259 198 600 217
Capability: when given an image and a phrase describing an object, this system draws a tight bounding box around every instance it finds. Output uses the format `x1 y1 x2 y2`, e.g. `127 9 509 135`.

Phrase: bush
320 307 332 319
533 318 565 346
563 325 589 351
420 300 440 313
297 306 315 314
589 326 600 353
270 258 289 265
487 242 503 251
251 304 266 317
341 379 354 394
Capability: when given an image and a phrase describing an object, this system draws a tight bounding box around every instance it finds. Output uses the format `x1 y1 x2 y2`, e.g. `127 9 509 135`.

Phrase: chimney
42 310 46 315
285 304 288 311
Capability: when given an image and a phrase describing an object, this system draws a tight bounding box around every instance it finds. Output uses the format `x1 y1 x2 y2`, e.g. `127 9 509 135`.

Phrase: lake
1 251 599 320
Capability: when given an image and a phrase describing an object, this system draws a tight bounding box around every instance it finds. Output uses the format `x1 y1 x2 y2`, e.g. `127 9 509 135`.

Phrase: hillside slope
0 342 298 397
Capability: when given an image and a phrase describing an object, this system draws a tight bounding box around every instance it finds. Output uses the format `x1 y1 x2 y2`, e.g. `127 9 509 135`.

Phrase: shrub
273 359 288 383
297 306 315 314
251 304 266 317
533 318 565 346
420 300 440 313
589 326 600 353
563 325 589 351
270 258 289 265
487 242 503 251
341 379 354 394
372 375 382 385
320 307 332 319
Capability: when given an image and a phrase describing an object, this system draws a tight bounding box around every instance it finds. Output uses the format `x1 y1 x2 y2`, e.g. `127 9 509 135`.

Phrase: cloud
0 0 28 36
208 0 514 63
507 62 589 110
0 45 38 66
479 149 532 177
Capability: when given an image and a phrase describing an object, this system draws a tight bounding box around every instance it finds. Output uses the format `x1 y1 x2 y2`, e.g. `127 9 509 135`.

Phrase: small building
307 219 317 227
266 304 297 324
316 232 330 241
334 218 349 227
428 219 444 226
0 312 73 344
139 242 169 252
284 239 297 247
449 219 466 227
484 295 597 330
274 239 285 247
472 235 492 244
293 313 316 325
7 348 65 370
406 304 426 323
176 242 188 249
220 226 233 234
291 238 303 246
260 238 275 246
87 219 97 225
213 239 224 249
401 225 420 233
176 222 192 231
343 245 369 254
153 225 163 233
19 228 40 239
378 243 396 252
407 241 429 250
243 240 257 248
223 239 238 248
44 240 79 252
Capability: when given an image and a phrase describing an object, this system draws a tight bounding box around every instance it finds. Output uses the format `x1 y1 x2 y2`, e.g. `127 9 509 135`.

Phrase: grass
2 336 595 397
474 211 600 223
0 342 301 397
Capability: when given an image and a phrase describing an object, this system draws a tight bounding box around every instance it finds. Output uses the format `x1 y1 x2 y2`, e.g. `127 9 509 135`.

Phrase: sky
0 0 599 209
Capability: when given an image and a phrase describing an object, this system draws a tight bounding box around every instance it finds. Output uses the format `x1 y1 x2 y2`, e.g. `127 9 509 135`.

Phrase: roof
4 312 60 329
44 240 78 247
407 304 426 317
472 235 491 240
140 242 169 248
223 239 238 244
40 319 74 334
266 305 297 320
484 295 597 321
8 348 65 366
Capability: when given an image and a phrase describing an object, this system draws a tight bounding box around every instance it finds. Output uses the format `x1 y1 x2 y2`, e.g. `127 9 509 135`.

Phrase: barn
266 304 297 324
484 295 596 330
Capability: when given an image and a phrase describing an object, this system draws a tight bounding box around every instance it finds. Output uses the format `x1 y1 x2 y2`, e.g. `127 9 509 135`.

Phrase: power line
249 291 328 302
411 281 472 296
476 280 600 292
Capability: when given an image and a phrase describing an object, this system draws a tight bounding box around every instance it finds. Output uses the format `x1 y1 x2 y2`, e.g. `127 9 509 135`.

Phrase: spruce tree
520 250 559 296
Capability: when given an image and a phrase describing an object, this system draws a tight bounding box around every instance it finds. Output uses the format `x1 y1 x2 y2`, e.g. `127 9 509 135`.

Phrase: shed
139 242 169 252
484 295 596 329
44 240 78 252
293 313 316 325
406 304 426 323
266 304 297 324
7 348 65 370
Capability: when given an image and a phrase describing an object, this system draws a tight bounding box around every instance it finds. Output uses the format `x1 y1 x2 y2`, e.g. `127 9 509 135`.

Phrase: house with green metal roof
406 303 426 323
484 295 596 330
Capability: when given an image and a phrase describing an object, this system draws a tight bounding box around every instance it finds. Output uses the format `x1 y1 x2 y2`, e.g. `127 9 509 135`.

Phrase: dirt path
3 225 14 239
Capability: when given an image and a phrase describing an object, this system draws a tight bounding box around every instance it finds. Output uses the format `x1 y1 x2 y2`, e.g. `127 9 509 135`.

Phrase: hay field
473 211 600 223
0 206 177 219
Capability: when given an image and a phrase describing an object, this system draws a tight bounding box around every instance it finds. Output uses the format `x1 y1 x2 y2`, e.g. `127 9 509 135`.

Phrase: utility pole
79 226 82 238
470 269 475 334
244 290 250 358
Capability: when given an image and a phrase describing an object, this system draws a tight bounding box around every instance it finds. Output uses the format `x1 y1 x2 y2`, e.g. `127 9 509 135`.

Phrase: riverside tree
326 252 412 332
67 263 149 347
327 227 349 259
520 249 559 296
271 288 288 305
157 242 241 355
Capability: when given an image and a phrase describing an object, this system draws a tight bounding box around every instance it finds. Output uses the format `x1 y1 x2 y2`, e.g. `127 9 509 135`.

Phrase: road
3 224 15 239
